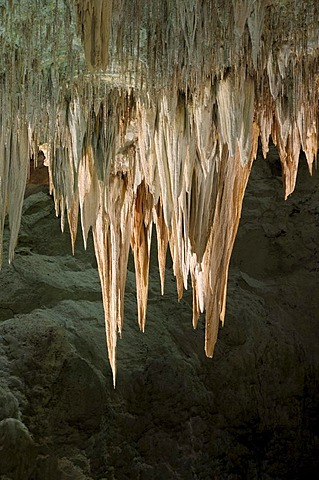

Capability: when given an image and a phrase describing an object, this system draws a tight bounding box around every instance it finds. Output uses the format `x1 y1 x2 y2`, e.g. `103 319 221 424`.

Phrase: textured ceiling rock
0 0 318 380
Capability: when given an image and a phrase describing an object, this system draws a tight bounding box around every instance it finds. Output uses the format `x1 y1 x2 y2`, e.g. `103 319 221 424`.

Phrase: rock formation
0 147 319 479
0 0 318 382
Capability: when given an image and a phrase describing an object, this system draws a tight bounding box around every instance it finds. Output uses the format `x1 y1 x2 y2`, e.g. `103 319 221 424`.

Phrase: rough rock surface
0 149 319 479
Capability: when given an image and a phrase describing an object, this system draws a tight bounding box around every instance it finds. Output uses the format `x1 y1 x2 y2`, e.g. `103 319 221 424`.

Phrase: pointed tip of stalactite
136 293 148 334
109 347 117 388
81 224 89 251
69 229 76 256
205 300 223 359
8 249 15 266
205 324 218 358
158 250 167 296
204 306 222 358
192 311 200 330
205 341 215 359
284 182 294 201
176 277 184 303
138 314 146 333
308 163 313 176
112 367 117 389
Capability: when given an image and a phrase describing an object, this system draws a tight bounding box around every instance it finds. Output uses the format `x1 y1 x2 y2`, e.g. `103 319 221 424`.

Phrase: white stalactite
0 0 318 382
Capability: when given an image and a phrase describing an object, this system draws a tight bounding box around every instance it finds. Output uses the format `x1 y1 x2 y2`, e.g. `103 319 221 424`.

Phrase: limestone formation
0 0 318 381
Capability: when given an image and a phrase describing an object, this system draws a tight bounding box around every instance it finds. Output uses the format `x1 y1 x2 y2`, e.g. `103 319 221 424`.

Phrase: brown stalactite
0 1 318 381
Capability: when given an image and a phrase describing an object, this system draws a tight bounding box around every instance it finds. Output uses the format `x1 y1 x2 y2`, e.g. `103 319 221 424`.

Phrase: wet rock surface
0 151 319 479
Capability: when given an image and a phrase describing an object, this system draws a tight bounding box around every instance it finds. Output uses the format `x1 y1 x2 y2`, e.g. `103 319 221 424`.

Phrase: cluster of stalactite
0 0 318 383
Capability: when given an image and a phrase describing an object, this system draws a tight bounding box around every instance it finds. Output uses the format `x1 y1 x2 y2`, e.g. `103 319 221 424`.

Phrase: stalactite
0 0 318 382
73 0 113 70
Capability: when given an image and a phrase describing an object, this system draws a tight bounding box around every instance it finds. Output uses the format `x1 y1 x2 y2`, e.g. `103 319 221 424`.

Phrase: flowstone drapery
0 1 318 383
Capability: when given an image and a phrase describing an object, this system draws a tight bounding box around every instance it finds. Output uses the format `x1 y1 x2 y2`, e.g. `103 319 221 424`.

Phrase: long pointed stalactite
0 0 318 383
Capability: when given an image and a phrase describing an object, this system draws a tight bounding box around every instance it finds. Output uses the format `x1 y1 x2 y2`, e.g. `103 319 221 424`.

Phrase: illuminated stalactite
0 0 318 382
